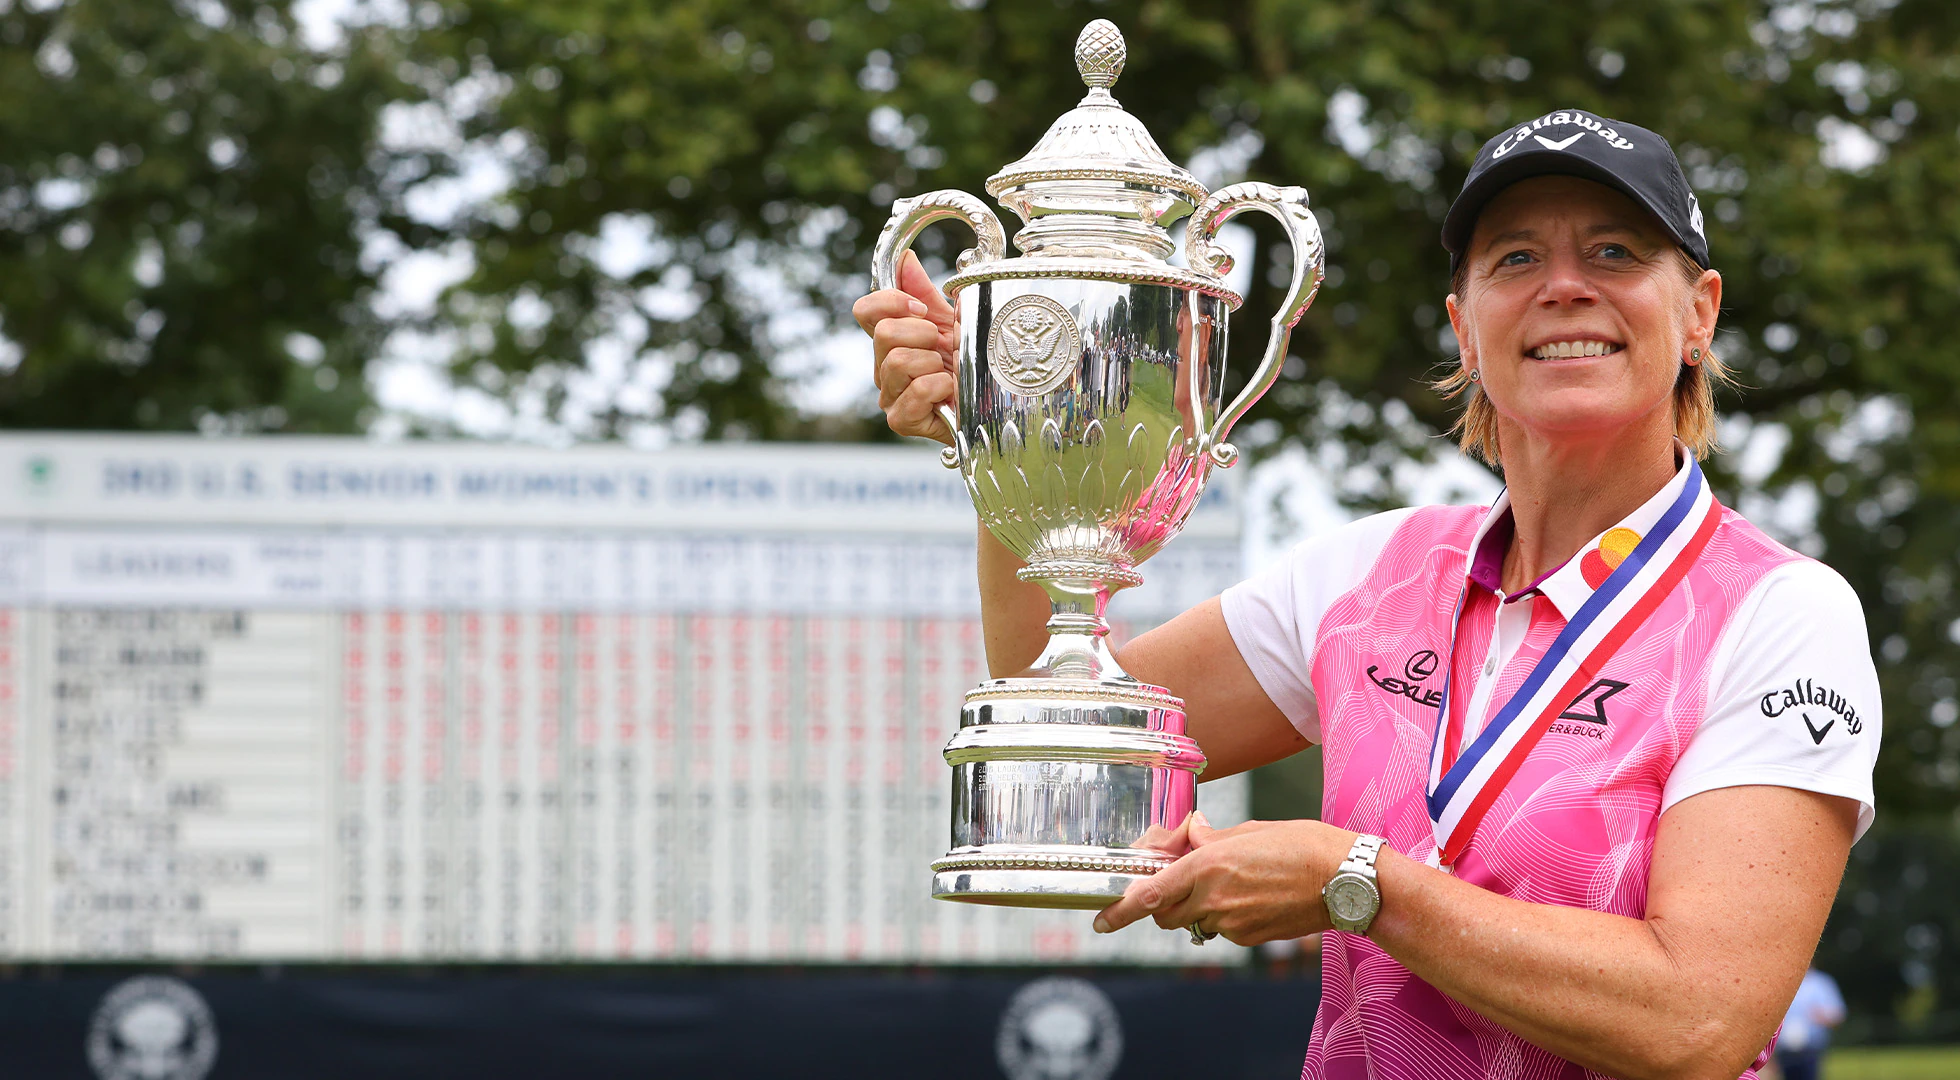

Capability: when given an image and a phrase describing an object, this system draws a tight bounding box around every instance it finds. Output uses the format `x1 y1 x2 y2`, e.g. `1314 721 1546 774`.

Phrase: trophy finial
1074 20 1125 89
987 15 1206 244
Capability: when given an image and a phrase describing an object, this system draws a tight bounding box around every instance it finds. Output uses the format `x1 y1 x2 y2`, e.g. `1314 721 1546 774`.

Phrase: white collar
1462 440 1698 619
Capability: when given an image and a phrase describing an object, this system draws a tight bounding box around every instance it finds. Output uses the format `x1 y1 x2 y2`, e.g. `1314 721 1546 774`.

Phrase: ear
1446 292 1478 373
1685 269 1722 362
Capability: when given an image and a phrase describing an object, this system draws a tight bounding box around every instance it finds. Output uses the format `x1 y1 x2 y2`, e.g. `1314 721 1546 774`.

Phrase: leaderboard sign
0 435 1247 964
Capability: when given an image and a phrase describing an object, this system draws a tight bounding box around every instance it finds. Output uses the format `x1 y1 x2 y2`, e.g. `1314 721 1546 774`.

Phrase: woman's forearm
978 524 1051 677
1369 851 1742 1080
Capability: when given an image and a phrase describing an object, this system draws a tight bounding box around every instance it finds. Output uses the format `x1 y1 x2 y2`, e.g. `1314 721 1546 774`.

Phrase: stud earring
1468 369 1481 383
1690 348 1702 364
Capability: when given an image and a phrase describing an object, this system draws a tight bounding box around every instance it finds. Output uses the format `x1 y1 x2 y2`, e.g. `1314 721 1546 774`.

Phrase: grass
1818 1045 1960 1079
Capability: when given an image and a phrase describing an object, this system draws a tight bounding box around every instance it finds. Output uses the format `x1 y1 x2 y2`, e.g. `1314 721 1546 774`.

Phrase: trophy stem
1018 560 1141 683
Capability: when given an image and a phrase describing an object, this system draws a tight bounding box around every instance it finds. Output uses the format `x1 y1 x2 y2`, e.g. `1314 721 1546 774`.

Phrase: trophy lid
985 21 1207 255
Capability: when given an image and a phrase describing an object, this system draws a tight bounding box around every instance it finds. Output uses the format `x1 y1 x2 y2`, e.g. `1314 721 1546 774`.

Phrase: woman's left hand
1093 815 1360 946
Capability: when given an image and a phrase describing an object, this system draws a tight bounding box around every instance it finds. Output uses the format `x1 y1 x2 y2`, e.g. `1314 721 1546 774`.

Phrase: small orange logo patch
1580 527 1642 589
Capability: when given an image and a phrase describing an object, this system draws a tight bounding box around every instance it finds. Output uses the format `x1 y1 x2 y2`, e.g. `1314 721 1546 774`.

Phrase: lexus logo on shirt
1367 650 1443 708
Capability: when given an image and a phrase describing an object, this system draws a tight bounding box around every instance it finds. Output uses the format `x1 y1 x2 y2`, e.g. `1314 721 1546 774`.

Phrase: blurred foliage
1823 823 1960 1043
0 0 428 431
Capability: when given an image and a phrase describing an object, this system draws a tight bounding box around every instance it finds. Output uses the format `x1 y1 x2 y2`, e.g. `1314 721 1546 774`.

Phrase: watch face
1325 876 1377 926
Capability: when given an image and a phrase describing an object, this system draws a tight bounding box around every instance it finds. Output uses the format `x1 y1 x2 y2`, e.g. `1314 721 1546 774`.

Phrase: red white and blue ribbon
1425 456 1722 866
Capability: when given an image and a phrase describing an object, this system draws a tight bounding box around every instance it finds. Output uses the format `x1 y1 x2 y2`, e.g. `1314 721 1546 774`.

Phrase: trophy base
930 845 1174 909
933 676 1199 911
932 867 1155 910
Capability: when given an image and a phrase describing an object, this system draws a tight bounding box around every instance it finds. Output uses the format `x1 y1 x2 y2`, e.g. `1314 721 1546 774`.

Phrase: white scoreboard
0 435 1248 964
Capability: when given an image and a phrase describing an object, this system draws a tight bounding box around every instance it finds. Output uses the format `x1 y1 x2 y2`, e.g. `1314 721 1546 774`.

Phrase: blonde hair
1436 250 1733 467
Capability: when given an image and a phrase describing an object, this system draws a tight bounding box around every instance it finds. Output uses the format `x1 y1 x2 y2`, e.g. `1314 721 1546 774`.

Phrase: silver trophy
872 19 1325 909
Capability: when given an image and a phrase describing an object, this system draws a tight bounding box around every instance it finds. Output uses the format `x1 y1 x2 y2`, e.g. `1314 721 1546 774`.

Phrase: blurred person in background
857 109 1882 1079
1258 932 1322 978
1774 967 1846 1080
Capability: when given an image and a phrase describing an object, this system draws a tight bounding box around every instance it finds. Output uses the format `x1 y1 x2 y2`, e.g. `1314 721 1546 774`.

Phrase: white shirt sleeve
1218 508 1419 744
1663 558 1882 841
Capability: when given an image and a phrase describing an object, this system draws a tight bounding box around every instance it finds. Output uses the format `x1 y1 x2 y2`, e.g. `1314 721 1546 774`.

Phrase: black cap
1442 109 1709 274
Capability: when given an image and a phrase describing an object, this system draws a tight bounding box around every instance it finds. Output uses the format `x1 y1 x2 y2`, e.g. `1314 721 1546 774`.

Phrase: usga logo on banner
996 976 1123 1080
86 976 219 1080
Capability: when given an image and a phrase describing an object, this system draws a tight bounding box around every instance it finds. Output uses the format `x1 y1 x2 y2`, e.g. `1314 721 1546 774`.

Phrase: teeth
1531 340 1621 359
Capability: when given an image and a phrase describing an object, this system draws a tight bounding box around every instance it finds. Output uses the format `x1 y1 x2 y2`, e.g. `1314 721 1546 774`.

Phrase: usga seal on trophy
871 19 1326 910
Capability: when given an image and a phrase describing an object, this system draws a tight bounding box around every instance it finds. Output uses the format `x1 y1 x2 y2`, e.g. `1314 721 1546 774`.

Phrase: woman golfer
855 110 1880 1080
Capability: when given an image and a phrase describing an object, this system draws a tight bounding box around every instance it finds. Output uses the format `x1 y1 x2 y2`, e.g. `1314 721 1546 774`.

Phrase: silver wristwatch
1322 834 1386 934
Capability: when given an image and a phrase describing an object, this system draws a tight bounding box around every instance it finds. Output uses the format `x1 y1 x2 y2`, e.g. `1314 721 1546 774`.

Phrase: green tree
0 0 430 431
1823 823 1960 1043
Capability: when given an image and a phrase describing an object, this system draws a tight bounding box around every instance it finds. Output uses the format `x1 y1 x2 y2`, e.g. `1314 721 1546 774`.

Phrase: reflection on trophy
872 20 1325 909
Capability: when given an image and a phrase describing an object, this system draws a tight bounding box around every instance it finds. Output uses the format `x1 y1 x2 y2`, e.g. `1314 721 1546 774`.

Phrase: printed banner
0 436 1249 964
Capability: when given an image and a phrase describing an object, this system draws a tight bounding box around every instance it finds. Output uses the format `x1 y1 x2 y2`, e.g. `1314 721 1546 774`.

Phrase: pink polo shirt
1220 459 1880 1080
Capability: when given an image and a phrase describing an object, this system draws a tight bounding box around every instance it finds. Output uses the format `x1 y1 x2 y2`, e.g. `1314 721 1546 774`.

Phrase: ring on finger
1187 921 1217 946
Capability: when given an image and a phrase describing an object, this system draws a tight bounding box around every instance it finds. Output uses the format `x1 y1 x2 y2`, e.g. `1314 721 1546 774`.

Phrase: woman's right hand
851 249 959 447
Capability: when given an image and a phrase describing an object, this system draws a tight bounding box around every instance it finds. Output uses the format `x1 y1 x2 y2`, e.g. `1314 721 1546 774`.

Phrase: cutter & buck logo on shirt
1549 677 1630 739
1491 110 1638 159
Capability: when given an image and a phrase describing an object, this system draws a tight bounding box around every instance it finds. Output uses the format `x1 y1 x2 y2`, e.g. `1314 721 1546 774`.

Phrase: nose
1537 248 1598 308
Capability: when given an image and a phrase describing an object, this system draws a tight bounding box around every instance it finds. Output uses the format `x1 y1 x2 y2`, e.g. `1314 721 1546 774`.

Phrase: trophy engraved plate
870 20 1326 909
988 294 1081 396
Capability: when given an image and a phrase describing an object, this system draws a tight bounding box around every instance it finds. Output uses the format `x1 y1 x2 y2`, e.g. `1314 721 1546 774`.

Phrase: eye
1595 242 1632 260
1498 249 1534 267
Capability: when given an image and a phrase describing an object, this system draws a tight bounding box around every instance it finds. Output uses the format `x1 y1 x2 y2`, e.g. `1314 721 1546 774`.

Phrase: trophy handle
1186 182 1325 468
871 190 1008 470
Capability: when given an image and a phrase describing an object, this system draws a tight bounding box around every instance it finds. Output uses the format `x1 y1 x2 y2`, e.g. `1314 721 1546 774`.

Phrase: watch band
1340 833 1385 876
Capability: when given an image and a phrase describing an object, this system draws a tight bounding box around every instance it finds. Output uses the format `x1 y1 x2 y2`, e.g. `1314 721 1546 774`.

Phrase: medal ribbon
1425 456 1722 866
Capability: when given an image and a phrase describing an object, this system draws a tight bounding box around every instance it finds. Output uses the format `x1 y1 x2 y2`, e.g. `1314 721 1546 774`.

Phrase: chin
1503 393 1650 440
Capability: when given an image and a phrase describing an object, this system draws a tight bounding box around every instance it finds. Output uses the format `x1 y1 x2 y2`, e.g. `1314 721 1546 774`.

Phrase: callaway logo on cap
1442 109 1710 273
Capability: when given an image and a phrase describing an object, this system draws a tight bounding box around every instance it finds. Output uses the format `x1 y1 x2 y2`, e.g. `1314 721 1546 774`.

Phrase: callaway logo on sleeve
1759 677 1869 744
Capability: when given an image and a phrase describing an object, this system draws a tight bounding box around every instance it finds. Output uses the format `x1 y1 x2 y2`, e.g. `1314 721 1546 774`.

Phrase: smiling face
1446 175 1720 457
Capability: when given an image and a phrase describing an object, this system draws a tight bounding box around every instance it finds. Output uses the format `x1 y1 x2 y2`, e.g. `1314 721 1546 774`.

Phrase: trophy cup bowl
872 20 1324 909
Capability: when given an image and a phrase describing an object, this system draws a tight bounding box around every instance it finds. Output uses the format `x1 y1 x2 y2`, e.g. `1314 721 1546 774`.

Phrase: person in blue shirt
1777 967 1847 1080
